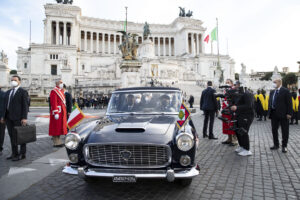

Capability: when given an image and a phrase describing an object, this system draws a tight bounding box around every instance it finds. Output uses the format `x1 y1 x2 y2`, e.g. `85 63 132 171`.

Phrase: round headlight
176 133 194 151
65 133 81 150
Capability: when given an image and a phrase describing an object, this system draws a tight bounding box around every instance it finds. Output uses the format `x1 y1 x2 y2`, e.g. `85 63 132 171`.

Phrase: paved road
2 111 298 200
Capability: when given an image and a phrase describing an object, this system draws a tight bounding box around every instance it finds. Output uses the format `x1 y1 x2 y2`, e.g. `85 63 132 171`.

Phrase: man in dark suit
3 75 29 161
269 79 292 153
63 84 73 119
200 81 218 139
0 86 6 155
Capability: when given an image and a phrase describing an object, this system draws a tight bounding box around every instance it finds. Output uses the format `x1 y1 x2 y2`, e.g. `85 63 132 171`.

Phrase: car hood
86 115 177 145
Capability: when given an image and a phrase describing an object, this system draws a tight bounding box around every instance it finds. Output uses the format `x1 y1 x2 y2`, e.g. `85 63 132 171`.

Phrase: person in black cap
231 81 255 156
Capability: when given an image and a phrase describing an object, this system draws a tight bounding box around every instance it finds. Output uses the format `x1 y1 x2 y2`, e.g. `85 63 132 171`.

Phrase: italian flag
204 27 217 43
67 103 85 130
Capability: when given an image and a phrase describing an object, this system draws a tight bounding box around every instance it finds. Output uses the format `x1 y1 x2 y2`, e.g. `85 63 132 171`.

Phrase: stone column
192 33 196 56
56 21 59 45
114 34 116 54
96 33 99 53
186 32 189 54
196 33 199 55
90 32 93 53
102 33 105 54
173 37 176 56
108 34 111 54
46 19 51 44
158 37 160 57
63 22 67 45
169 37 171 56
163 37 166 56
84 31 87 51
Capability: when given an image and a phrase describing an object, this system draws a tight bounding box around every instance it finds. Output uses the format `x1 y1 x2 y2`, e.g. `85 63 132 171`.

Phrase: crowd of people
200 78 299 156
76 95 110 110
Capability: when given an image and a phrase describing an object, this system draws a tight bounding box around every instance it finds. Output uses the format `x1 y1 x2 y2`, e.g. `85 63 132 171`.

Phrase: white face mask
11 81 18 87
272 83 277 88
59 83 64 89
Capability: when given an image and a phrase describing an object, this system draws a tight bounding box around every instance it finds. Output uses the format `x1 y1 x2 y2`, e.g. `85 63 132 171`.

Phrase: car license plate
113 176 136 183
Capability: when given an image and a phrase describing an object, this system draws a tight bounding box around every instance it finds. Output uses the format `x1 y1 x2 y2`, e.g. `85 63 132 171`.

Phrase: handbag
14 124 37 145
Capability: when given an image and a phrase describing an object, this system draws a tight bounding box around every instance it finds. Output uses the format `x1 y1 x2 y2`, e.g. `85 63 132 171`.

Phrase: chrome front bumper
62 165 200 182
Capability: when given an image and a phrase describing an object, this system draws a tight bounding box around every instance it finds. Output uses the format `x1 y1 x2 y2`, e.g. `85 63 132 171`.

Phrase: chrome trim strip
62 166 199 179
83 143 172 168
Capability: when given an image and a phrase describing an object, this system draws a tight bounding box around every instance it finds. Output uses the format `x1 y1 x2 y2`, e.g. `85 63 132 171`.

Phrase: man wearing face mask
269 79 292 153
49 80 67 147
3 75 29 161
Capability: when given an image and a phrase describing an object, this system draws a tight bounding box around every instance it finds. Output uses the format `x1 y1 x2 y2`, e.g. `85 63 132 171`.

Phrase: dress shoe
6 155 13 160
229 142 237 146
270 146 279 150
203 134 208 138
209 136 218 140
282 147 287 153
53 144 64 147
12 156 20 161
221 141 231 144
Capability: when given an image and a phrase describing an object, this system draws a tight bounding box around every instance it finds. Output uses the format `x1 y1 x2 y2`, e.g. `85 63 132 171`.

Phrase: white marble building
16 3 235 98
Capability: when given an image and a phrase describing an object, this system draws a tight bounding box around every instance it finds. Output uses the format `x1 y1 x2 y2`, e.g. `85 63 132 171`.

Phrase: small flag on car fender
176 102 191 129
67 103 85 130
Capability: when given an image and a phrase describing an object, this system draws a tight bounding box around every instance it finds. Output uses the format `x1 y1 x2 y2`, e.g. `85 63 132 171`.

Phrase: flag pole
125 6 128 33
211 37 213 55
216 18 220 68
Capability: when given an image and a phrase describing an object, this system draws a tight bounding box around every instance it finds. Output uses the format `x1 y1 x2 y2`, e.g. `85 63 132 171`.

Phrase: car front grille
84 144 171 168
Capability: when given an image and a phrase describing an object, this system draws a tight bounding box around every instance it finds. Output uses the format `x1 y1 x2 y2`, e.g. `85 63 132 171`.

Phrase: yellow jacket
258 94 269 111
292 97 299 112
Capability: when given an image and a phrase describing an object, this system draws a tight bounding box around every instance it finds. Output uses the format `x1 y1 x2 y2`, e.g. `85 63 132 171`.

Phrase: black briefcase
14 124 37 145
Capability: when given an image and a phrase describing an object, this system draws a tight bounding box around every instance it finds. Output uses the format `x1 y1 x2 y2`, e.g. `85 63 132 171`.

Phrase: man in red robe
49 80 67 147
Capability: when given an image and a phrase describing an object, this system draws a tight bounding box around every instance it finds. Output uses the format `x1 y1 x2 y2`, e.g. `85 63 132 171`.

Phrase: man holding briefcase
2 75 29 161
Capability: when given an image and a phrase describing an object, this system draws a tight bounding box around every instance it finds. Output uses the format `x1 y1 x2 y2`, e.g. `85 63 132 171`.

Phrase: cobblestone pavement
9 113 300 200
0 108 104 178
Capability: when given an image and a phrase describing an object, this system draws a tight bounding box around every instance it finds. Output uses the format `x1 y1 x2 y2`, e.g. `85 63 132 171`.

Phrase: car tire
178 178 193 186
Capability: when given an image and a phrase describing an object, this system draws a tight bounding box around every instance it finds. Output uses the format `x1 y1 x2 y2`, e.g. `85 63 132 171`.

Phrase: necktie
272 90 279 109
7 89 15 109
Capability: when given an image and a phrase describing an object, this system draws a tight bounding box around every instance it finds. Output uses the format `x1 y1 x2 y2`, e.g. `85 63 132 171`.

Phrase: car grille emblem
120 150 132 161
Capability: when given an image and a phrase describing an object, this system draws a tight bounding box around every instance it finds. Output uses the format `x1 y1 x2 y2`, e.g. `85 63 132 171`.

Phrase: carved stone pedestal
120 60 142 88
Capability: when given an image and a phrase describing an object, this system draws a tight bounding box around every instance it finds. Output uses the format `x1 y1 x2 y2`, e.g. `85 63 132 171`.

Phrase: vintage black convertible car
63 87 199 186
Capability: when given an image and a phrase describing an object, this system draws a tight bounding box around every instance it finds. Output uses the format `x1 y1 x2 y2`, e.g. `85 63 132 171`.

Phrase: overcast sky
0 0 299 73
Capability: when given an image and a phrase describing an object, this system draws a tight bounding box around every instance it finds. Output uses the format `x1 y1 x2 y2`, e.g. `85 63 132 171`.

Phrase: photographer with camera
230 81 255 156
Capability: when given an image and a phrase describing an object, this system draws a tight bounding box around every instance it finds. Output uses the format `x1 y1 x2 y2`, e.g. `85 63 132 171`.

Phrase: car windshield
107 90 182 114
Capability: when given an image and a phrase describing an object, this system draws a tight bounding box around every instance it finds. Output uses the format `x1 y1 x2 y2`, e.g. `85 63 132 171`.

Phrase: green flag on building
211 27 217 41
